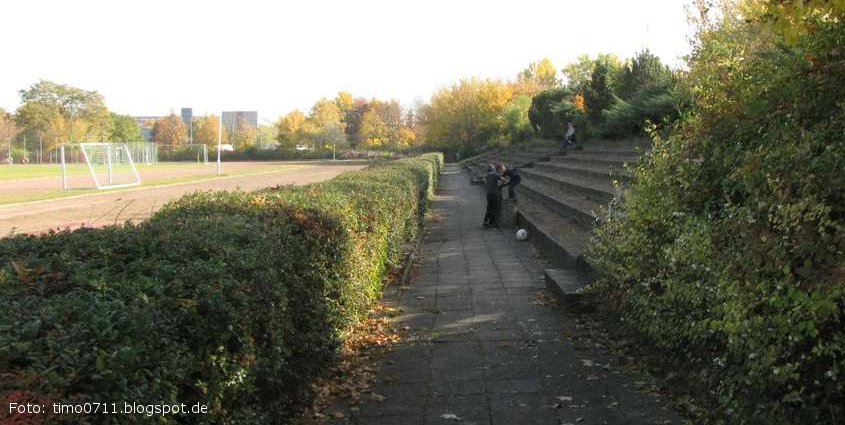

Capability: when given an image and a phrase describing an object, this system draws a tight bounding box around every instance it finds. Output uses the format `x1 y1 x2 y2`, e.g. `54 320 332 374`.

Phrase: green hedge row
0 153 443 424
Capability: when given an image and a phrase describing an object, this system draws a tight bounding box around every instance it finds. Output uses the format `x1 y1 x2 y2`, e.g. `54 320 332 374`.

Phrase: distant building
134 116 163 143
134 109 258 143
180 108 193 127
222 111 258 131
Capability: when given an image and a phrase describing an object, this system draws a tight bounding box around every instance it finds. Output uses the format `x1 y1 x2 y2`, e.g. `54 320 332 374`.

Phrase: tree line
1 51 680 162
416 51 681 159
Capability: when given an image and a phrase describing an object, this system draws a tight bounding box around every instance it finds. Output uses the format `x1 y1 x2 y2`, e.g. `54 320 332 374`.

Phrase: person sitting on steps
561 121 579 152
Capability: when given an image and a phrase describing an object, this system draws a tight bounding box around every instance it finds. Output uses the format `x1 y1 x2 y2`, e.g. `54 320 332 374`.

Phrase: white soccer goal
61 143 142 190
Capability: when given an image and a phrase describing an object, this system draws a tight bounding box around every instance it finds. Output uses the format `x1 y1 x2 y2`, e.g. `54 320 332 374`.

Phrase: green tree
616 49 675 101
15 80 109 143
501 95 534 143
528 87 583 140
582 61 615 125
562 53 621 92
151 113 187 145
108 113 142 142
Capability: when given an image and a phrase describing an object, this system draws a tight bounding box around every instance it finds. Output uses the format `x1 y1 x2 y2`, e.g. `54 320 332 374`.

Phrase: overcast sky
0 0 695 120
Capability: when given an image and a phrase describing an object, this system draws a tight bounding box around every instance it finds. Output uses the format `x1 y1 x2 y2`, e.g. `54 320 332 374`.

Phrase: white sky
0 0 695 120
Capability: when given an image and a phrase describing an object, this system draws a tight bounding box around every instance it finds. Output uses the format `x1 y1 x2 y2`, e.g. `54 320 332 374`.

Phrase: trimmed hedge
0 153 442 424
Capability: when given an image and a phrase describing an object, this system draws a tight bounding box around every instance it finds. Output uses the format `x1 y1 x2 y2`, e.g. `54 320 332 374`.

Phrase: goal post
62 143 142 190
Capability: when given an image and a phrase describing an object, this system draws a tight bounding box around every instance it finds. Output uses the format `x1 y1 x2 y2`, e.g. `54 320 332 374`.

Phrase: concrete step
533 161 632 184
485 153 548 168
549 154 635 169
565 149 642 159
517 179 601 228
520 168 616 204
544 268 596 309
515 196 592 269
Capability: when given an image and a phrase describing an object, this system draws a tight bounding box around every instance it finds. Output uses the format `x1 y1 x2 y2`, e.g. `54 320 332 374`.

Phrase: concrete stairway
461 141 557 184
463 139 648 304
519 143 645 303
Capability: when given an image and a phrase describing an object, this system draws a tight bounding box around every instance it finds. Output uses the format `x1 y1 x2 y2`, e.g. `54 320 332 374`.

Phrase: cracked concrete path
330 164 683 425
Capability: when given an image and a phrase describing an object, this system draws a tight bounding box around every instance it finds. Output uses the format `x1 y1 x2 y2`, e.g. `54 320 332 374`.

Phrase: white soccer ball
516 228 528 241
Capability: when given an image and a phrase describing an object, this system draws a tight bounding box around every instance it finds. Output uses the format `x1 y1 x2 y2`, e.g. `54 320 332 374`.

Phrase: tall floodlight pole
217 112 222 175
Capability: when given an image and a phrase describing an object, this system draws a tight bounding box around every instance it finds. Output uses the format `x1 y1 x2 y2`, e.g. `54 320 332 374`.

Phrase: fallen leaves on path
532 289 558 306
299 303 404 424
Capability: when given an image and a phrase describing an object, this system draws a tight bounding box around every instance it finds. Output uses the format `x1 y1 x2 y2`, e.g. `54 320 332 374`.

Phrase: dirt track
0 163 365 236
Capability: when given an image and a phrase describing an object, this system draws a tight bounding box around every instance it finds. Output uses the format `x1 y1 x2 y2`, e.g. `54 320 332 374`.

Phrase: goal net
63 143 142 190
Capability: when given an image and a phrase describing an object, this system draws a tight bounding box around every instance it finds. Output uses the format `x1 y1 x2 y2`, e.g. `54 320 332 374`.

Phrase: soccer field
0 162 213 182
0 161 367 235
0 162 310 205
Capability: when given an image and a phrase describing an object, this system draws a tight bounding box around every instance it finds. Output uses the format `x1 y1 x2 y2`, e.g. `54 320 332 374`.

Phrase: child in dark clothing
483 164 504 227
501 166 521 199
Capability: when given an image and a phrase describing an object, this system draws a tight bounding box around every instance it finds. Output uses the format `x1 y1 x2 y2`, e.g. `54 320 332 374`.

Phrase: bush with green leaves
588 3 844 423
528 87 587 140
598 83 683 139
0 153 442 424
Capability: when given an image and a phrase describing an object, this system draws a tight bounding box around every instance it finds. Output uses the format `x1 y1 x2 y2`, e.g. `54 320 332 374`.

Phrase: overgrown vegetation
588 1 844 423
0 153 442 424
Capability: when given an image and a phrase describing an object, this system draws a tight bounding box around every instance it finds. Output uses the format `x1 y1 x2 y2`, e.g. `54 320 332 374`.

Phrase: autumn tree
305 98 346 153
0 108 20 160
151 113 188 145
275 110 306 150
515 58 559 95
230 115 258 150
193 115 228 146
420 78 513 158
358 108 387 148
346 97 370 146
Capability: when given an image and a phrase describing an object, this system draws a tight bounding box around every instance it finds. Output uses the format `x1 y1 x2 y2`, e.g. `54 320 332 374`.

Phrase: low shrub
0 153 442 424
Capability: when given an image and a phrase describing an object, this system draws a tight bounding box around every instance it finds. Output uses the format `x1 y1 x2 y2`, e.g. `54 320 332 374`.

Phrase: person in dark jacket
501 165 521 199
483 164 504 227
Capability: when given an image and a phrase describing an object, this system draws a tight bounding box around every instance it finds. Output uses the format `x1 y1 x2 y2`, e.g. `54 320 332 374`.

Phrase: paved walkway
335 165 681 425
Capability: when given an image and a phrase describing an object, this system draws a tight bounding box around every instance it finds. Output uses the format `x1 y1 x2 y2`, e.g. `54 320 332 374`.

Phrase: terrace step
565 149 642 159
533 161 632 184
516 196 592 269
549 154 635 169
517 179 601 228
520 168 616 204
544 268 596 309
